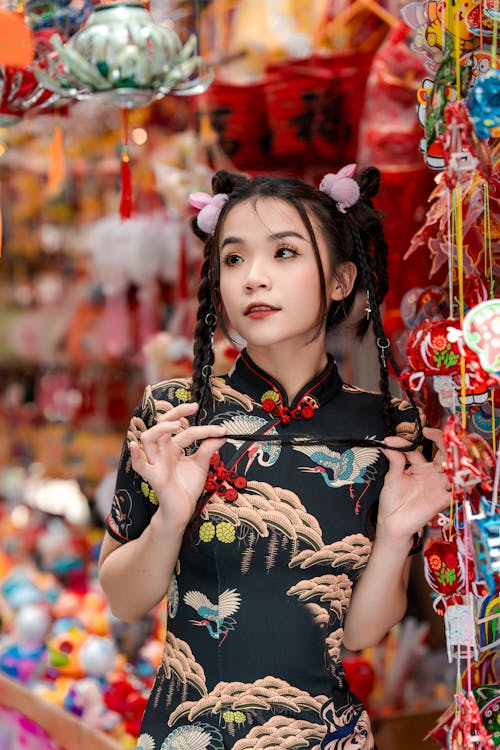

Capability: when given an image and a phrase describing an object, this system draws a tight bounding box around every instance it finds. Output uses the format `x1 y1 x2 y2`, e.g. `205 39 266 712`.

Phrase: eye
222 253 243 266
479 58 489 73
275 246 298 259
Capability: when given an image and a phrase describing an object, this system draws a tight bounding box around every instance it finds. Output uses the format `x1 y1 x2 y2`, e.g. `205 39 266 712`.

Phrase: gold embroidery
231 715 325 750
168 677 328 727
289 534 372 570
287 574 353 621
161 631 207 697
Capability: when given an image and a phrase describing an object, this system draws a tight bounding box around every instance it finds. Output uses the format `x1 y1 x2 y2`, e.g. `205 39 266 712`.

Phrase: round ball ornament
35 1 214 109
467 68 500 140
463 299 500 376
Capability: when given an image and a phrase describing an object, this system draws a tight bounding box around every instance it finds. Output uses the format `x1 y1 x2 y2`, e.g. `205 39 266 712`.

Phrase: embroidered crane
293 444 381 514
219 413 281 472
184 589 241 646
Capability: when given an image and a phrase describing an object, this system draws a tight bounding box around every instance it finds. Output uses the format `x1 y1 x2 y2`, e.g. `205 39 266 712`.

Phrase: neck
246 338 329 403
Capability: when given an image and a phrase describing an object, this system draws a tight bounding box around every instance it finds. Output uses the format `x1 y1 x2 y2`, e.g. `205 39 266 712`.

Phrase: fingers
423 426 447 472
131 418 226 468
173 424 226 451
157 402 200 422
382 435 424 473
194 436 227 469
423 426 445 453
129 439 152 475
139 420 182 464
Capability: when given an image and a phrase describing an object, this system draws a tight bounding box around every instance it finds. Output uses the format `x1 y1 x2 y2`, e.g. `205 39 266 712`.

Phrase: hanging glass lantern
34 1 214 109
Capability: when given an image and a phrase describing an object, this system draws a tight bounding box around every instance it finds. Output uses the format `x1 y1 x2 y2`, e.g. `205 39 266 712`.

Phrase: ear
329 261 357 301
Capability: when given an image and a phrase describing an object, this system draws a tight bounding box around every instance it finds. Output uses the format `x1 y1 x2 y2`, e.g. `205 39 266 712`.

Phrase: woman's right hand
129 402 226 532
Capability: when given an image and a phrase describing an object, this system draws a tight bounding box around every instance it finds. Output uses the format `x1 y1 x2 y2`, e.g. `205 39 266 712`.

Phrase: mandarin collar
227 349 343 409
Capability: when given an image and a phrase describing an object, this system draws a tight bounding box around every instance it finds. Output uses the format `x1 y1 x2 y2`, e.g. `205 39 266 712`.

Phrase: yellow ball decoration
199 522 216 542
261 389 280 403
216 522 236 543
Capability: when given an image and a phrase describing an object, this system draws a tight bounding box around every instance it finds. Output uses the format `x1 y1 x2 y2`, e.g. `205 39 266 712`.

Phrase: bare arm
98 402 226 624
343 428 450 651
98 521 185 623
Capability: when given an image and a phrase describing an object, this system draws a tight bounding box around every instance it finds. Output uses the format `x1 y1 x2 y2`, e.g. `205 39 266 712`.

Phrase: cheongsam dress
106 350 420 750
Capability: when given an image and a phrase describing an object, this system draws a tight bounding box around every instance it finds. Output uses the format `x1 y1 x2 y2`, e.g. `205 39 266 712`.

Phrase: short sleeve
105 379 191 544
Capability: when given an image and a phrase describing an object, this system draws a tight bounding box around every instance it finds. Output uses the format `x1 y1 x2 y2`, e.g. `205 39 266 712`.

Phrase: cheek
218 277 238 318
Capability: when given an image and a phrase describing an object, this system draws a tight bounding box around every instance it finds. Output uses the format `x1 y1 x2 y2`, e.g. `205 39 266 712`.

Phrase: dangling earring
364 290 372 320
376 337 390 367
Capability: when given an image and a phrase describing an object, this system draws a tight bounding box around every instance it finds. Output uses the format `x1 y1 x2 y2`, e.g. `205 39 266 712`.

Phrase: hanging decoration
398 1 500 748
34 2 213 107
34 0 213 218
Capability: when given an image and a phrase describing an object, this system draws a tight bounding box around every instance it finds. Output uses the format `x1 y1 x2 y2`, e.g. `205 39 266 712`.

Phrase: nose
244 258 272 291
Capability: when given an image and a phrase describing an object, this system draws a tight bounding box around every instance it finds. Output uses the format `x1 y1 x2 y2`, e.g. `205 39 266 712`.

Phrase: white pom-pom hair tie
319 164 360 213
188 192 228 234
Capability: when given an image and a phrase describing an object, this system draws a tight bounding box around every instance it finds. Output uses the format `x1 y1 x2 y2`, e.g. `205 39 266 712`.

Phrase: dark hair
188 168 423 521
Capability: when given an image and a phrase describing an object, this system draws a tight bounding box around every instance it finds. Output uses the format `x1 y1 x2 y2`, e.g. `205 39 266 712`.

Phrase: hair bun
212 169 249 195
355 167 381 202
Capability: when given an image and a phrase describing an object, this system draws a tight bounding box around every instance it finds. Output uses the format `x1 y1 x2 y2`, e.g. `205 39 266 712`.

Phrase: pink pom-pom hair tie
318 164 360 213
188 192 229 235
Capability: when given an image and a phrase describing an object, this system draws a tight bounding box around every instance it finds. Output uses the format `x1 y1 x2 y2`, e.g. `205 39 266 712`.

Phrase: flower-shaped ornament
34 1 214 109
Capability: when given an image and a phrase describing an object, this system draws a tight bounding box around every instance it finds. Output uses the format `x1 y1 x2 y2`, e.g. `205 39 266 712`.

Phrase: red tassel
119 110 133 220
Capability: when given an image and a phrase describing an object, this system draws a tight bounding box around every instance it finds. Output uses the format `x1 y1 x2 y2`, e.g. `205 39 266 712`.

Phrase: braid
351 219 423 444
351 223 394 434
190 233 217 426
189 170 250 426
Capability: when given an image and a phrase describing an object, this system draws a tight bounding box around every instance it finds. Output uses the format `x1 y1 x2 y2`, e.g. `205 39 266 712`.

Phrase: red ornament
448 692 495 749
262 399 277 413
423 536 465 614
301 404 315 419
438 100 491 190
400 318 496 395
442 414 497 499
203 453 246 503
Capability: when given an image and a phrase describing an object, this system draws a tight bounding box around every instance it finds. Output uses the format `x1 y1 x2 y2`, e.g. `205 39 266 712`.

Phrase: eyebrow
220 230 307 250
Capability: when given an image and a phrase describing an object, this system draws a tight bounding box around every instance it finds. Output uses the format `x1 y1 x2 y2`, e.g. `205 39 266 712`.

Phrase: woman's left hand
377 426 452 544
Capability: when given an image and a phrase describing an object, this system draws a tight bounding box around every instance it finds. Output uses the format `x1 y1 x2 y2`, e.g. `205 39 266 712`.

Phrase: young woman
98 166 451 750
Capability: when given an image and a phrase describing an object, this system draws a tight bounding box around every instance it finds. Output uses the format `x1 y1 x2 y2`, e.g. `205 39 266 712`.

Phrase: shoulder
145 377 193 414
339 382 385 409
338 384 425 440
125 378 193 444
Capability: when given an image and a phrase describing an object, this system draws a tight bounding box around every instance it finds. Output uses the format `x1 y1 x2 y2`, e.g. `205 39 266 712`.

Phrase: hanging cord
215 431 422 452
483 182 497 452
492 0 499 68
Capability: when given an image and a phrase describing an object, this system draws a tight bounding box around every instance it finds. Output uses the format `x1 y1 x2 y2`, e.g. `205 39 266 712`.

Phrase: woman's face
217 197 349 352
